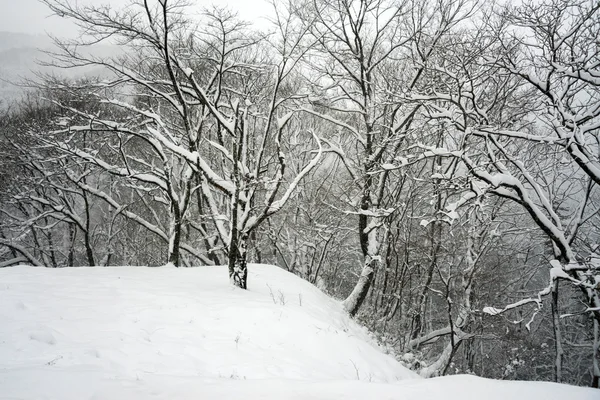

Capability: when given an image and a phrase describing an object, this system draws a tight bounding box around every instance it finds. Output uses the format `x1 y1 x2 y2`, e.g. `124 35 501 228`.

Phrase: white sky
0 0 274 37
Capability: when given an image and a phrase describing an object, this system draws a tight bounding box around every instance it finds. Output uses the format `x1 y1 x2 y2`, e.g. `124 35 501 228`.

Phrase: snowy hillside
0 264 597 399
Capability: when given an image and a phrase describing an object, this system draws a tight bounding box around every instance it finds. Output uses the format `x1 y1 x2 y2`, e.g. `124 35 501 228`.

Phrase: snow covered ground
0 264 597 399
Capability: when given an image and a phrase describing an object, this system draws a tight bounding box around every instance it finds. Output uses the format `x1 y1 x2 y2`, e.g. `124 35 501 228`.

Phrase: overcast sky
0 0 273 37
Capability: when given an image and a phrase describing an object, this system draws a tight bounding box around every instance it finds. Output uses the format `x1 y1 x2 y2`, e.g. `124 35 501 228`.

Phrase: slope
0 264 597 399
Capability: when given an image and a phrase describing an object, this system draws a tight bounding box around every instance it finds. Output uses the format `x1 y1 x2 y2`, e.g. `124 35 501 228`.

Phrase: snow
549 260 571 280
276 111 294 129
0 264 597 400
395 156 409 166
446 210 460 220
483 306 502 316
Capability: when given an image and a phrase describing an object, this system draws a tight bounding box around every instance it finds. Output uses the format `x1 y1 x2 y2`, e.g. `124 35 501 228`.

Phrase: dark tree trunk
84 230 96 266
45 220 58 268
67 223 76 267
412 166 442 340
228 233 248 289
551 280 563 383
82 191 96 266
592 312 599 388
168 211 182 267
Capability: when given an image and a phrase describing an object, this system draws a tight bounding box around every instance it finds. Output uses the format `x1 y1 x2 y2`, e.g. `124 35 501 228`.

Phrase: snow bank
0 264 597 399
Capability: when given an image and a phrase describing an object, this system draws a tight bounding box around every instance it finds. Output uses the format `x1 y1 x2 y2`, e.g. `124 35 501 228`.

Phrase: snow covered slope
0 264 597 399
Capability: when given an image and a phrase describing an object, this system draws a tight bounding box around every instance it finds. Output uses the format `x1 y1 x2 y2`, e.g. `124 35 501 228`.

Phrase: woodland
0 0 599 387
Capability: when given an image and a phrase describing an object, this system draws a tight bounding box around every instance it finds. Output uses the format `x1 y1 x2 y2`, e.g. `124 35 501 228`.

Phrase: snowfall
0 264 597 399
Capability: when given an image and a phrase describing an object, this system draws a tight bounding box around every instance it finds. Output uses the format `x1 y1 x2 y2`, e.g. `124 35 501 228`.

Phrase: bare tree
38 0 321 288
295 0 477 315
395 0 600 384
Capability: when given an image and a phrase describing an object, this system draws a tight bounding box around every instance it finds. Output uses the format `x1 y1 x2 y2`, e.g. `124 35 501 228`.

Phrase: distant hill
0 32 119 107
0 31 54 52
0 32 52 105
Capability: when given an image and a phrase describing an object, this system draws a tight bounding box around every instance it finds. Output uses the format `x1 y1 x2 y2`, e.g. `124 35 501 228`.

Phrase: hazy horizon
0 0 272 38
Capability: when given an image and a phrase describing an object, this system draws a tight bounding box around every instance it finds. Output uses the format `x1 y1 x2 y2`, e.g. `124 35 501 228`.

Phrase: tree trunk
344 160 379 317
67 223 76 267
46 226 58 268
343 257 378 317
83 231 96 266
551 280 563 383
167 211 182 267
592 318 600 388
81 186 96 266
228 232 248 289
196 176 222 265
412 175 442 340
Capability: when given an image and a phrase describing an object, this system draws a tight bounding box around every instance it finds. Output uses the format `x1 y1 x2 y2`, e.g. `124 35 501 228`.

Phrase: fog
0 0 272 38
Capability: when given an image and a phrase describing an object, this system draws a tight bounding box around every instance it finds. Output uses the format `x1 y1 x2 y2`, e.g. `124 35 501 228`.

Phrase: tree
295 0 477 315
38 0 322 288
397 0 600 384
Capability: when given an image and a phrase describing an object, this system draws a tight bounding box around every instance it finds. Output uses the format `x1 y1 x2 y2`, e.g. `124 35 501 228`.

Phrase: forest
0 0 599 387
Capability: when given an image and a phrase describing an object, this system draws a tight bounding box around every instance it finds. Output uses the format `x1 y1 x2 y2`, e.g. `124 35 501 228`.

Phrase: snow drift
0 264 597 399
